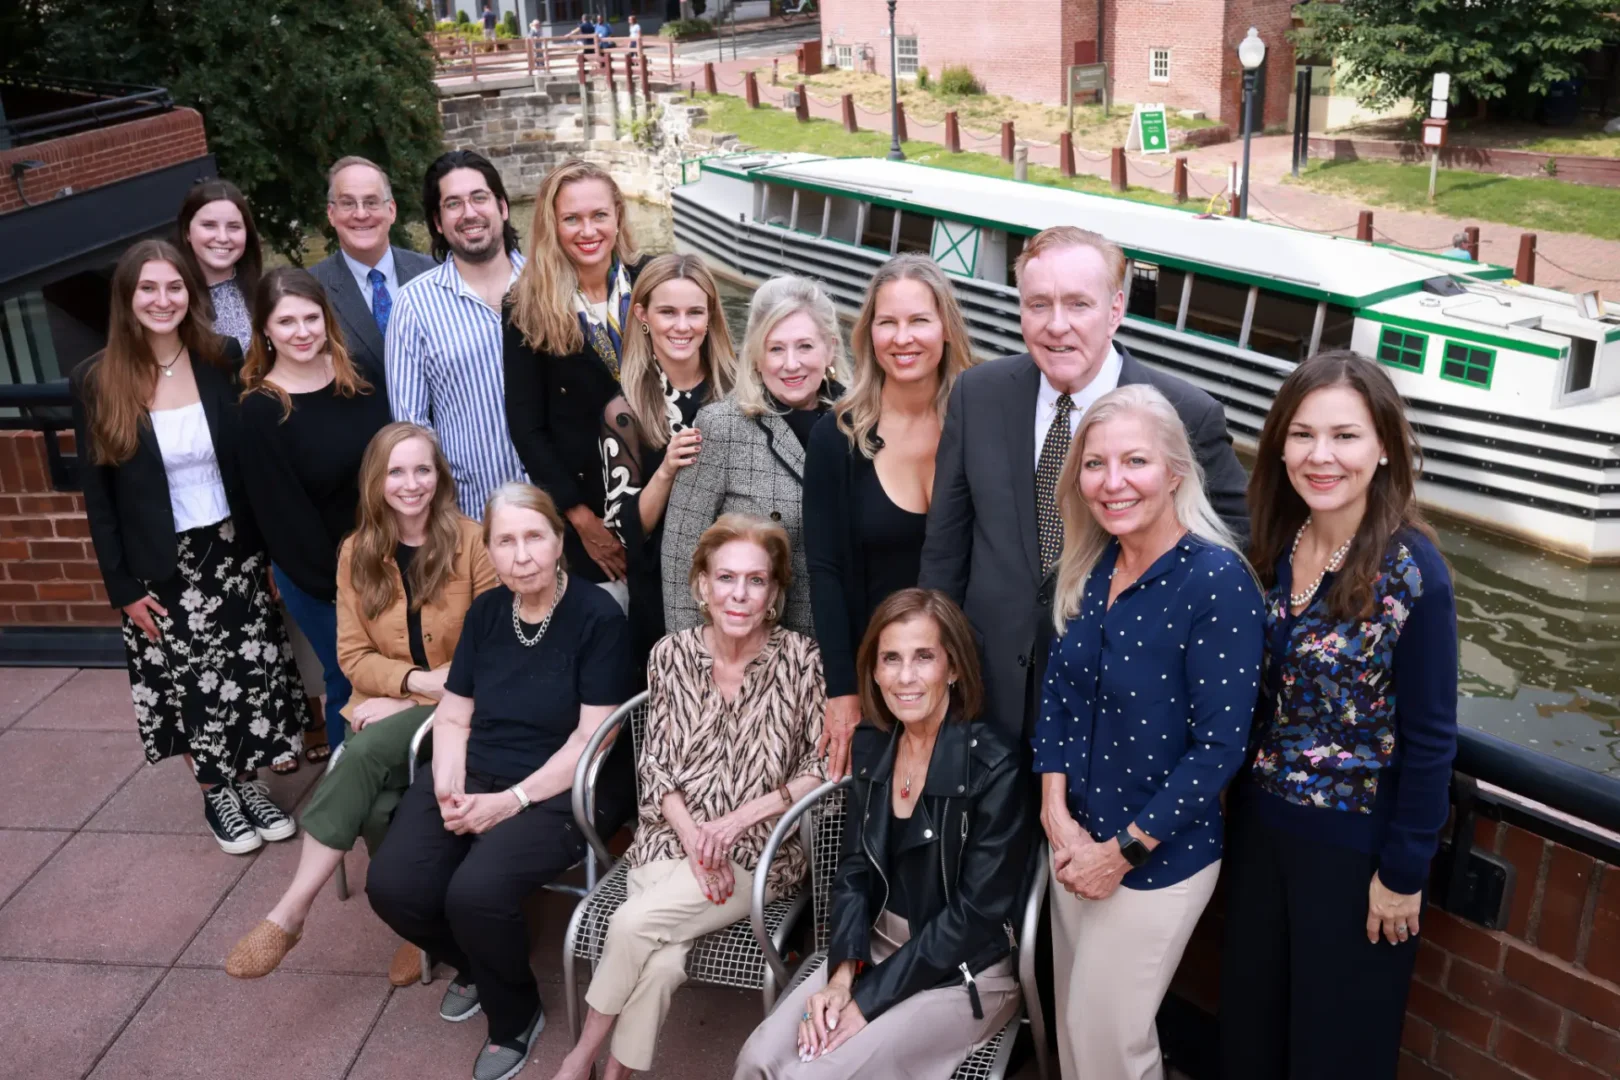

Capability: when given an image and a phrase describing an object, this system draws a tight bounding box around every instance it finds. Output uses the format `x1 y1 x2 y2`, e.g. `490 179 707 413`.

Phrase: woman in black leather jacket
734 588 1031 1079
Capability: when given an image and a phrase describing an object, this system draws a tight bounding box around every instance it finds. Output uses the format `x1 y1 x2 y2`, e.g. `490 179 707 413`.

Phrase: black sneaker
204 785 264 855
233 778 297 842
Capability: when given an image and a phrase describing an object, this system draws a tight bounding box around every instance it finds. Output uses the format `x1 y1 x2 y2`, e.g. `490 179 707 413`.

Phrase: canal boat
672 152 1620 561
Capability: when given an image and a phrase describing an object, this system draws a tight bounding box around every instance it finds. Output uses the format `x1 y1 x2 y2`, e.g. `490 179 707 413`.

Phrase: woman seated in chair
734 588 1031 1079
226 423 497 981
365 481 635 1080
553 513 826 1080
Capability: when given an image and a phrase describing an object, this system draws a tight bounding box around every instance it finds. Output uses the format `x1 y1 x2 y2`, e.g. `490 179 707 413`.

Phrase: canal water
524 197 1620 778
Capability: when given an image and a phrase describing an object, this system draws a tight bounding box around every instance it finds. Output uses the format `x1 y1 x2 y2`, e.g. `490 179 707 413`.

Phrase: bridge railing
432 35 678 85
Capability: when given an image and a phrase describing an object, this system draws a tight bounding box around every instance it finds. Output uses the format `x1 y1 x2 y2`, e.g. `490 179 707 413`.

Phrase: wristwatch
1115 828 1150 869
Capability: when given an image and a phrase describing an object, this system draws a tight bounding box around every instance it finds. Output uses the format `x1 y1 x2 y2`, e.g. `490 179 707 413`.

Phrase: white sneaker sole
478 1011 546 1080
441 996 483 1023
214 830 264 856
254 818 297 842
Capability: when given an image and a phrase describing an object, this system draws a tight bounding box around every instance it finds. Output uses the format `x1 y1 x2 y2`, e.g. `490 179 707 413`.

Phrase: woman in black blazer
803 254 980 779
70 239 312 856
502 158 646 602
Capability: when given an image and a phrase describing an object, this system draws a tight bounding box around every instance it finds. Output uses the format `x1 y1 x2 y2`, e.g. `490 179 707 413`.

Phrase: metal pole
886 0 904 160
1428 148 1439 202
1291 67 1306 177
1239 69 1256 218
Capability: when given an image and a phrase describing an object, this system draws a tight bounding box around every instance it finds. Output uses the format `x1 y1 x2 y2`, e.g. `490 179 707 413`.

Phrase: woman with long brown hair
226 422 497 982
503 158 647 603
70 238 310 854
598 252 735 664
176 178 264 353
239 267 390 757
1219 351 1458 1080
803 253 978 779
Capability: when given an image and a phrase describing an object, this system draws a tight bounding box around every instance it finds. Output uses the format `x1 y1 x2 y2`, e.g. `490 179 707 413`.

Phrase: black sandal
303 727 331 764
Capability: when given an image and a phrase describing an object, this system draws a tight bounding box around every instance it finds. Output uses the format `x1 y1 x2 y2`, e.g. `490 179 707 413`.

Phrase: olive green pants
300 703 435 855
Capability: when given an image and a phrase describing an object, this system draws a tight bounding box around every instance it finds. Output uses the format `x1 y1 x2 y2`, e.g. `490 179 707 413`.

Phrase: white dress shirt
342 246 398 313
1033 343 1124 467
150 402 231 531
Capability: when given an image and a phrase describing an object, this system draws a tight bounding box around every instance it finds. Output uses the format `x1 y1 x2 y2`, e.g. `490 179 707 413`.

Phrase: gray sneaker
439 977 482 1022
473 1006 545 1080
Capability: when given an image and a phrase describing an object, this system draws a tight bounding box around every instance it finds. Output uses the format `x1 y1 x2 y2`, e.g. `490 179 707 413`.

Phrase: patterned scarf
573 257 634 378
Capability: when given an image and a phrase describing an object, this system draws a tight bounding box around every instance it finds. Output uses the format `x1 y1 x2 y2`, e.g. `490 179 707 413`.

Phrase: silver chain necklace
511 571 567 647
1289 520 1352 609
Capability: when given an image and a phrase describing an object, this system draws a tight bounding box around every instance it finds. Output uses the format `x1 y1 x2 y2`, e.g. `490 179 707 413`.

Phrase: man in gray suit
917 226 1249 745
309 156 436 388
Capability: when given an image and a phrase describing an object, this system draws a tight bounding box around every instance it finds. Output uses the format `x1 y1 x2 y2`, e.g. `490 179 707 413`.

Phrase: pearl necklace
511 571 567 647
1289 521 1352 609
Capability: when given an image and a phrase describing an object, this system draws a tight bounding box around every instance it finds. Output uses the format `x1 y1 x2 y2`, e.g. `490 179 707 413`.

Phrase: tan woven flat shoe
389 940 424 986
225 919 300 979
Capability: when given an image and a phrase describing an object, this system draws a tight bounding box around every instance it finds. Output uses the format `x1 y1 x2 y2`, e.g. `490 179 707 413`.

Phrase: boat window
1317 304 1355 352
758 183 793 227
1176 271 1250 343
1243 290 1319 361
823 196 861 244
1127 261 1160 321
1440 341 1495 388
795 189 827 235
862 204 897 251
1007 233 1027 273
1563 337 1596 395
1375 327 1426 372
895 211 933 255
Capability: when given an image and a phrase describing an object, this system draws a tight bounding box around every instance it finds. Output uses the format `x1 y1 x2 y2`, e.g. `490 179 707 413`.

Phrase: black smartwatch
1115 828 1150 869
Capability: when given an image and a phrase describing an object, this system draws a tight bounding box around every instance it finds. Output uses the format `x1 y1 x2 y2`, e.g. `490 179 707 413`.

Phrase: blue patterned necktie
368 268 392 335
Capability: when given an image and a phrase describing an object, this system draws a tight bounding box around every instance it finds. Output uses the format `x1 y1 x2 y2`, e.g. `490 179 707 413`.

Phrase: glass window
1441 340 1495 388
1248 289 1319 362
834 43 852 70
1150 48 1171 83
1376 327 1426 372
896 35 919 77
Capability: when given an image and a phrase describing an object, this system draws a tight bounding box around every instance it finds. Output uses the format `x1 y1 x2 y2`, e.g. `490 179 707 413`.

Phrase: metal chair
751 786 1051 1080
561 691 828 1042
327 715 438 902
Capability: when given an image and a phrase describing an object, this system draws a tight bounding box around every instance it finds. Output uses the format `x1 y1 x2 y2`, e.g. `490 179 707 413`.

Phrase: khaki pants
1049 854 1220 1080
585 857 758 1072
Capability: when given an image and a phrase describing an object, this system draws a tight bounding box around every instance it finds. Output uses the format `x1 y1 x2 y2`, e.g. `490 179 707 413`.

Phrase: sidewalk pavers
0 961 164 1080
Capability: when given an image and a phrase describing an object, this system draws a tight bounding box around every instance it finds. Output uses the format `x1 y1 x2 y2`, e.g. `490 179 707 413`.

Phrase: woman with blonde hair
661 274 845 637
503 158 646 600
226 422 497 981
239 267 390 757
1034 383 1263 1080
803 253 977 779
600 252 736 664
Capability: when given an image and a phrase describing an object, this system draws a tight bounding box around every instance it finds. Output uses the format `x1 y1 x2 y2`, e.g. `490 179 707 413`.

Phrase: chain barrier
907 116 944 130
1075 146 1111 162
1241 190 1360 234
1126 158 1175 179
1369 227 1454 252
1535 251 1620 285
804 92 842 108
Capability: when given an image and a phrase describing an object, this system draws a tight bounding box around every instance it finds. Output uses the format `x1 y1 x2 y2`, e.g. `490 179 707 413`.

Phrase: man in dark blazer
918 226 1249 744
309 155 436 388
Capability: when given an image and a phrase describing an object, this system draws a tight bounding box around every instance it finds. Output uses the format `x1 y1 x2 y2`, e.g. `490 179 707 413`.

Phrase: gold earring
641 322 651 336
698 599 710 618
765 602 779 622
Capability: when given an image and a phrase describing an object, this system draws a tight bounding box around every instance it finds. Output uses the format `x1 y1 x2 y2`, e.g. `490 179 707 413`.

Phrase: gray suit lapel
1005 356 1042 582
324 253 385 362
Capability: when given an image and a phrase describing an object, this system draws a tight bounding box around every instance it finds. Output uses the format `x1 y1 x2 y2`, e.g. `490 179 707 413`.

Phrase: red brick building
817 0 1296 129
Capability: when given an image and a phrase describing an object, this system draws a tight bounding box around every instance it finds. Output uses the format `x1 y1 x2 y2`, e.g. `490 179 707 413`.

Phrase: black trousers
1217 794 1420 1080
366 768 585 1043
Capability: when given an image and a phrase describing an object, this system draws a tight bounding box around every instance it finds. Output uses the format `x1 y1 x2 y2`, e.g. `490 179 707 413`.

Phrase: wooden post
1356 210 1373 242
745 70 760 108
1110 146 1126 192
1516 233 1537 284
795 82 809 122
703 61 716 95
605 53 615 93
1000 121 1015 163
841 93 857 133
773 57 780 85
1464 225 1480 261
640 50 651 103
896 102 908 143
526 38 535 76
1059 132 1076 178
578 52 587 84
1173 156 1188 203
945 111 960 153
668 40 676 80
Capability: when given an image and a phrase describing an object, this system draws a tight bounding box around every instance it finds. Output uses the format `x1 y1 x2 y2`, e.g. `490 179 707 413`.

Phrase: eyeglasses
440 190 495 214
332 197 389 215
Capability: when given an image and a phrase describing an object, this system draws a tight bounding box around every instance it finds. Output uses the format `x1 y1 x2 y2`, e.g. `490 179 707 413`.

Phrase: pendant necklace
1289 520 1352 609
157 344 185 378
512 571 567 647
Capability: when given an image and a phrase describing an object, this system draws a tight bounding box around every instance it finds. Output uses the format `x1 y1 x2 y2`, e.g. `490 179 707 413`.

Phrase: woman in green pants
226 422 497 979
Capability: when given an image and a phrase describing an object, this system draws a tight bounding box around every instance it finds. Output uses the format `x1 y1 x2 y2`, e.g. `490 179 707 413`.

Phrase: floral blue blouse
1035 534 1264 889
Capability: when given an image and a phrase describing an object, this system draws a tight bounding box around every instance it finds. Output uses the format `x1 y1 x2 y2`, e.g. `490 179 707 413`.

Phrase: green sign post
1132 104 1170 155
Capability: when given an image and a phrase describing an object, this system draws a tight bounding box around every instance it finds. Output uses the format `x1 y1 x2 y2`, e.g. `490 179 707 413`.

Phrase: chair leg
333 855 349 902
419 949 432 986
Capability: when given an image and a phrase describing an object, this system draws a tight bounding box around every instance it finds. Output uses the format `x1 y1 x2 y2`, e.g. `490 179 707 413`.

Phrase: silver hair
326 155 395 205
732 274 847 418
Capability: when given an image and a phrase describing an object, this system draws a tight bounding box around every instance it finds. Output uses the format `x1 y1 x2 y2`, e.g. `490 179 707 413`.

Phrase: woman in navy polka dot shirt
1033 384 1263 1080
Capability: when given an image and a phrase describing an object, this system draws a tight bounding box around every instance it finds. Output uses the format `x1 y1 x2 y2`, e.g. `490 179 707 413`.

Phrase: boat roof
698 152 1519 309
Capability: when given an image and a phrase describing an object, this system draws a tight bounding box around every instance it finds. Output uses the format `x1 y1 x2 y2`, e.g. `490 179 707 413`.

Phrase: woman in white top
70 238 312 855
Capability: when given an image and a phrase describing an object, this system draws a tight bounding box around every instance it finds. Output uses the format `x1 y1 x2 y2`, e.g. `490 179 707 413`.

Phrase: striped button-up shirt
386 253 528 519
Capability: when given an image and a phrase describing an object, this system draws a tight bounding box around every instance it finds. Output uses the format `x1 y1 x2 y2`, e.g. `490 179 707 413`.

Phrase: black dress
600 374 708 667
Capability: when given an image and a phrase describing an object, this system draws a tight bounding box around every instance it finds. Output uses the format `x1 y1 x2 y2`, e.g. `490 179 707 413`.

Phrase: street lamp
1236 26 1265 219
886 0 904 161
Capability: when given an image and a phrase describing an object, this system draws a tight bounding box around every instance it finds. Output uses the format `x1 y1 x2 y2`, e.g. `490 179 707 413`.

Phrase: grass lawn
690 94 1188 210
1331 117 1620 159
1288 159 1620 241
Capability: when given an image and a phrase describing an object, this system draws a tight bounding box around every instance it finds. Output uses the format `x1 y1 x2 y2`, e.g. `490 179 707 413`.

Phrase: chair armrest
751 777 851 990
572 691 647 872
406 713 436 786
1018 841 1049 989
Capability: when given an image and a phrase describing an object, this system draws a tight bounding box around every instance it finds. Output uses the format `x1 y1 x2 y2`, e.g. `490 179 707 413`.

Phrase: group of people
72 146 1458 1080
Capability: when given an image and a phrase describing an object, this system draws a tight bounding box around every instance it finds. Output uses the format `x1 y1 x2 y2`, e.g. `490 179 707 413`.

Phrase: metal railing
0 380 76 490
0 74 173 147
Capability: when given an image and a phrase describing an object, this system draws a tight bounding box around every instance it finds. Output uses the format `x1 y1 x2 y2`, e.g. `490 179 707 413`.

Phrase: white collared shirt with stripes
386 253 529 519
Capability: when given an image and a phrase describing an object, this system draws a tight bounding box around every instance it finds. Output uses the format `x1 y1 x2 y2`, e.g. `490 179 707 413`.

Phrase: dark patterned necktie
1035 393 1074 574
368 268 392 335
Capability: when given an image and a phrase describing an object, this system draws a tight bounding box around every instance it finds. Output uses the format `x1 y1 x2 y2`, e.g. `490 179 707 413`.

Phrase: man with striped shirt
387 150 528 518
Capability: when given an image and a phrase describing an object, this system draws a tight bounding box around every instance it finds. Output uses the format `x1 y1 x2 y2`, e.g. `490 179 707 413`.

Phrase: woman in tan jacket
226 422 497 979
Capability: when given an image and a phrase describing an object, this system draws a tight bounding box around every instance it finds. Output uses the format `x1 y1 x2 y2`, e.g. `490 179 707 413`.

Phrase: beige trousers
585 857 757 1072
1049 855 1220 1080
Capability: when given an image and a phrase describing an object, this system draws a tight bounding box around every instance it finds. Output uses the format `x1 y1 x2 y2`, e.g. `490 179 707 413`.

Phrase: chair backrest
805 785 848 954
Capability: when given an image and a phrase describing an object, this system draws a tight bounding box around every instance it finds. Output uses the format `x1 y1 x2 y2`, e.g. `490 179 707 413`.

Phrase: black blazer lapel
1114 342 1149 386
1004 357 1042 582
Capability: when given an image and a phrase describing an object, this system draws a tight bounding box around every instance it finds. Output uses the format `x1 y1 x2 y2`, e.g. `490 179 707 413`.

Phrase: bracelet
401 668 422 695
778 784 792 809
508 785 531 812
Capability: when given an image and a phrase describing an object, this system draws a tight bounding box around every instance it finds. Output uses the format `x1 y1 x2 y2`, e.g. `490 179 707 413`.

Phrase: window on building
1441 340 1495 388
834 43 853 70
1376 327 1427 372
896 35 919 77
1150 48 1171 84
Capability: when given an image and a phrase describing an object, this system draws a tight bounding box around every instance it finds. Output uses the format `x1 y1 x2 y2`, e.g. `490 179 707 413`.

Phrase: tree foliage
4 0 445 261
1292 0 1619 115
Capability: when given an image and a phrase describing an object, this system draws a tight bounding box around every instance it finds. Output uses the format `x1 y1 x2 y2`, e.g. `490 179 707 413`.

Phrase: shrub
938 64 983 96
455 8 470 23
502 11 518 35
659 17 713 39
915 66 930 90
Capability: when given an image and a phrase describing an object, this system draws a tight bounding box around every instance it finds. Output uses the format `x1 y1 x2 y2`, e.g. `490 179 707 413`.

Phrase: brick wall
0 108 209 216
0 430 116 627
1172 816 1620 1079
